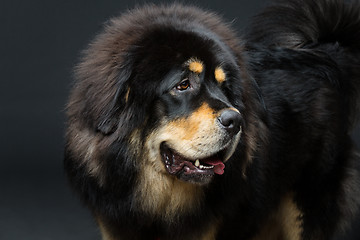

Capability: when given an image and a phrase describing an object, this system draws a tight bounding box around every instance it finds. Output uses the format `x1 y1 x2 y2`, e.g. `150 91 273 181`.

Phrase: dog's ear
95 85 123 135
68 53 135 136
95 61 133 135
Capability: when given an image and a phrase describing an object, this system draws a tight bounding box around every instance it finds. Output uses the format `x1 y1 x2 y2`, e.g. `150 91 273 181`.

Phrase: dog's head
111 25 245 185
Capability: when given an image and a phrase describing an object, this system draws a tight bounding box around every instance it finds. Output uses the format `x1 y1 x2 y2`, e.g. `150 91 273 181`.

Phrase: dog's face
144 57 243 185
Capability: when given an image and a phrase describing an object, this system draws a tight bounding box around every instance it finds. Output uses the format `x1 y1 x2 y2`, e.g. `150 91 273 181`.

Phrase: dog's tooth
195 159 200 167
199 165 204 169
203 165 214 170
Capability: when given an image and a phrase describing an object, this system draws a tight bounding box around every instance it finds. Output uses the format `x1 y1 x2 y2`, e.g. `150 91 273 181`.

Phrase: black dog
65 0 360 239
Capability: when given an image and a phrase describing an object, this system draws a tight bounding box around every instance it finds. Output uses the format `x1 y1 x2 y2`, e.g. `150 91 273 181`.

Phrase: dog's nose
218 109 242 136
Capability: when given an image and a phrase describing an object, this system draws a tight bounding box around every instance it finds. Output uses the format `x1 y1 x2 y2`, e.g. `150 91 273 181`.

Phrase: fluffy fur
65 1 360 239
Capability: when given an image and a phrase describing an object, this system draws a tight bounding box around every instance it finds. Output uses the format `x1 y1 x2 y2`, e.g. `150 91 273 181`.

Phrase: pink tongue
202 159 225 175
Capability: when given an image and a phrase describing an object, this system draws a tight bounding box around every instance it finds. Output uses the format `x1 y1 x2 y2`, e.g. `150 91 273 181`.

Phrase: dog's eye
176 79 191 91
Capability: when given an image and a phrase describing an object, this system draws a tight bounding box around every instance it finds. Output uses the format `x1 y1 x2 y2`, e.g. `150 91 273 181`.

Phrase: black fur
65 1 360 239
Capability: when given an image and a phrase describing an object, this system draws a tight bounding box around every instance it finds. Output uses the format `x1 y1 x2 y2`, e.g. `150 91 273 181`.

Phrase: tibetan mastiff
65 0 360 239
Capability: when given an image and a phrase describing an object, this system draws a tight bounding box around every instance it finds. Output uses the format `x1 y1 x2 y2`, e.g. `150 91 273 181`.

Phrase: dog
64 0 360 239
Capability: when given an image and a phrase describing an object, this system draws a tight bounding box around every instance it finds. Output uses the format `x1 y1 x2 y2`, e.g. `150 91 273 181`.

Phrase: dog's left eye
176 79 191 91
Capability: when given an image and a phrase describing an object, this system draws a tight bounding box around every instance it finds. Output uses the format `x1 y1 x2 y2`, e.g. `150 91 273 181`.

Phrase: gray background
1 0 359 239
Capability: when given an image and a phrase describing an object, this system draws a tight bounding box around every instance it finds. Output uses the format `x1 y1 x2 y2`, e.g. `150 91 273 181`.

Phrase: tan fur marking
281 194 303 240
188 58 204 73
199 220 221 240
135 159 204 221
132 128 204 222
124 87 130 103
169 103 216 141
98 219 115 240
252 193 303 240
215 67 226 83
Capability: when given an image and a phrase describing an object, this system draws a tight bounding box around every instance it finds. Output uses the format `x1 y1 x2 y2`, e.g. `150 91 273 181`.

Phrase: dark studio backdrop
1 0 359 239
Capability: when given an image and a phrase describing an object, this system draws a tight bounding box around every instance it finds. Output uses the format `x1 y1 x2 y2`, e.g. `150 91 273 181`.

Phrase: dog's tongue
202 159 225 175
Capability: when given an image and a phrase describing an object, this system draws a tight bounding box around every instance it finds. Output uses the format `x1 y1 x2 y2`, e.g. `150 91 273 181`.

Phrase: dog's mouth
160 143 226 184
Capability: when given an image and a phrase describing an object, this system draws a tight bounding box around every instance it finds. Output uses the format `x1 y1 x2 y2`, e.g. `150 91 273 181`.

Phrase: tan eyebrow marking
215 67 226 83
187 58 204 74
